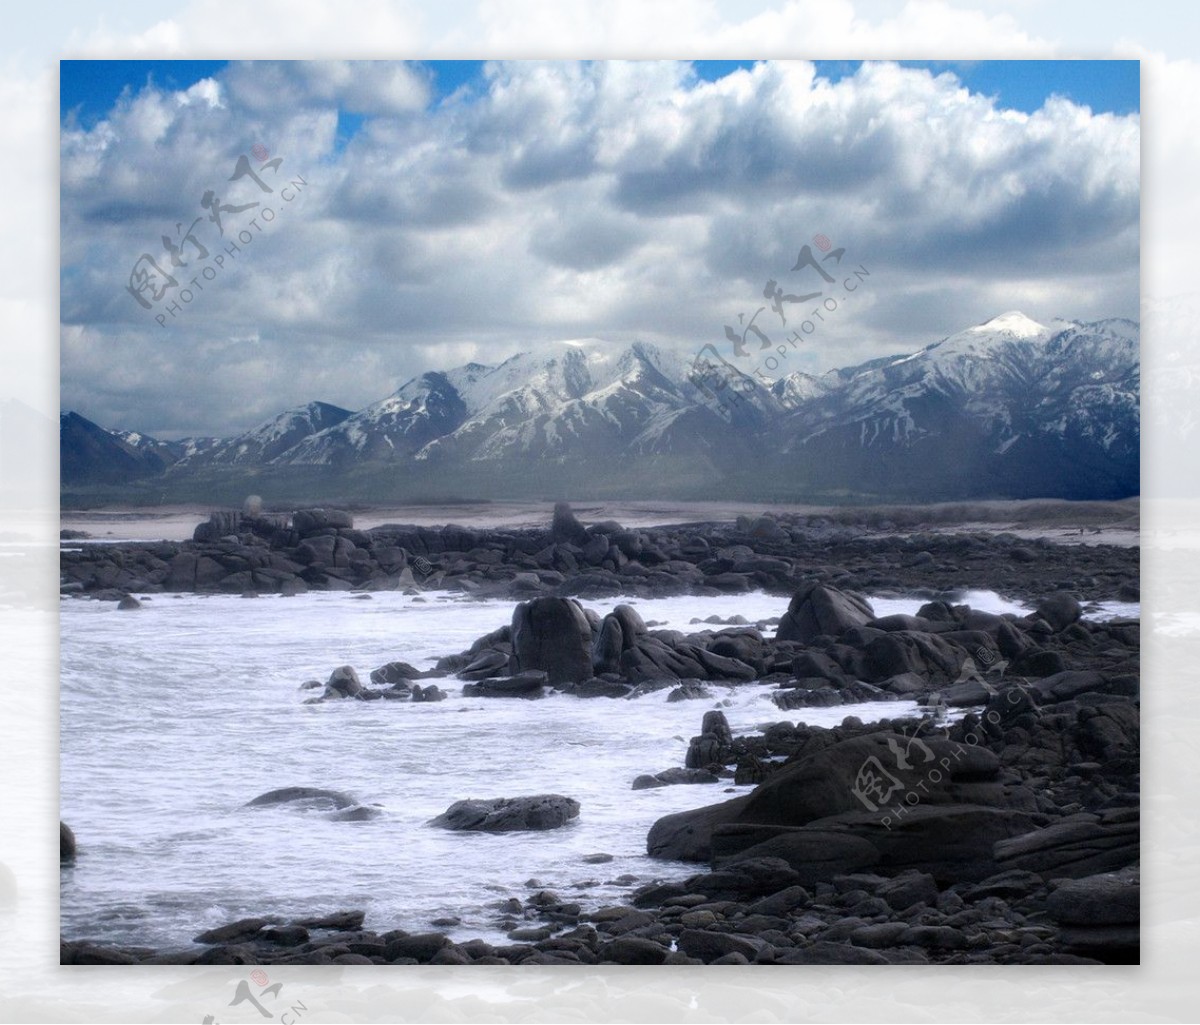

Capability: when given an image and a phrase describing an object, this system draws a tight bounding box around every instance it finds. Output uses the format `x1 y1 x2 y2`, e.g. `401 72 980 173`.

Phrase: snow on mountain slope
67 311 1140 501
172 401 353 469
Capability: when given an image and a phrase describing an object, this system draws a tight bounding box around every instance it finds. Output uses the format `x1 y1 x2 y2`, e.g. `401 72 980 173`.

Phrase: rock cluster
60 505 1137 606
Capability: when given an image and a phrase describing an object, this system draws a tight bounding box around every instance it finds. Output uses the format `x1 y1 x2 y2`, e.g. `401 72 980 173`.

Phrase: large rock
713 828 880 886
685 710 735 769
735 732 999 827
511 597 594 685
861 631 975 686
324 665 363 698
994 809 1139 879
430 794 580 832
245 787 357 811
60 822 76 863
1047 869 1139 926
193 510 241 542
649 731 1002 862
551 502 591 545
776 583 875 643
647 794 752 861
461 671 548 699
292 508 354 538
805 803 1043 883
1034 593 1083 632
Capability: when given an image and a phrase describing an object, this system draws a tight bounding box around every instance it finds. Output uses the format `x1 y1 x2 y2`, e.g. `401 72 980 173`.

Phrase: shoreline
59 497 1140 546
59 503 1140 966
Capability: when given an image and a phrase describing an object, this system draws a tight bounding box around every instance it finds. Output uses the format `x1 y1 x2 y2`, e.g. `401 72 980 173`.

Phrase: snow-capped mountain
769 313 1139 499
62 312 1140 501
173 401 352 468
60 413 178 486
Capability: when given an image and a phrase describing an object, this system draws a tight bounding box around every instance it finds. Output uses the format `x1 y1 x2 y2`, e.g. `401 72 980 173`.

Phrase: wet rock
329 804 383 822
685 710 735 769
431 795 581 832
457 650 513 681
194 917 269 944
60 822 76 863
633 767 720 790
293 910 366 931
667 683 713 702
325 665 363 698
245 787 357 811
60 941 140 965
370 661 423 684
462 671 548 699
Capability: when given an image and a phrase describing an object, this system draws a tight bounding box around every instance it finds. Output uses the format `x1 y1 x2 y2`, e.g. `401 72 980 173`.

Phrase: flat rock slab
431 795 580 832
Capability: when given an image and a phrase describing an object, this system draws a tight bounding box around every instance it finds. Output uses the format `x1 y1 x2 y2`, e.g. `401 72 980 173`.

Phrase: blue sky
61 58 1141 128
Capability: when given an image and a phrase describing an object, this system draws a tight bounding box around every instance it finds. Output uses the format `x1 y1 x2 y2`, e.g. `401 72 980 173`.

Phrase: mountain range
60 312 1140 504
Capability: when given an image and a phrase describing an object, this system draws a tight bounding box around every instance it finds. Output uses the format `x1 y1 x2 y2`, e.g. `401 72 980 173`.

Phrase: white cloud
57 53 1140 436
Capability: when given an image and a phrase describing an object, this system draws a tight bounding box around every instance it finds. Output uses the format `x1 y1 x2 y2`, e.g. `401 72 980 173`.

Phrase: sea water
59 588 1136 949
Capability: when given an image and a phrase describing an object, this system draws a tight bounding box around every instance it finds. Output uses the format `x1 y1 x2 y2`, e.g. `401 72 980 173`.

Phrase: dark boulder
776 583 875 643
293 508 354 537
1034 593 1083 632
193 510 242 542
876 871 939 911
512 597 593 685
325 665 363 698
685 710 735 769
194 917 270 944
806 803 1043 883
994 809 1139 879
551 502 591 545
462 671 548 699
60 822 76 863
713 828 880 886
430 794 581 832
245 787 357 811
734 732 999 827
650 730 1004 862
647 794 752 861
667 683 712 702
1047 868 1139 927
457 650 512 681
370 660 423 684
632 767 720 790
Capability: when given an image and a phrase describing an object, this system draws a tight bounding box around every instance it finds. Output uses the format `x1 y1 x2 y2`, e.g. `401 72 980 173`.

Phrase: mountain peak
970 311 1048 338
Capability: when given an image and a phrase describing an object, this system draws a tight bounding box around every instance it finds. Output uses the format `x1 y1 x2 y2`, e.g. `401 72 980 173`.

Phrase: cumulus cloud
59 57 1139 436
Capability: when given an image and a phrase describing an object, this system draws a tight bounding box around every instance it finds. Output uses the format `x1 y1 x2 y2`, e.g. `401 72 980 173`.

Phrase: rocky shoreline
60 504 1139 966
60 502 1138 607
